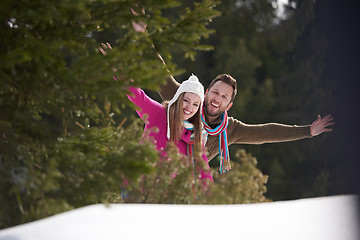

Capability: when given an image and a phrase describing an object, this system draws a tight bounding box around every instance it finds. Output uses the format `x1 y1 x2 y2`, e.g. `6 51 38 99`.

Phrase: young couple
124 10 334 179
126 72 334 183
113 8 334 184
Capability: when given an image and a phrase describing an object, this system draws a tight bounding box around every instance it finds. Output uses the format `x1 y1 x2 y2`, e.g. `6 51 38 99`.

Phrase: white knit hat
167 74 204 139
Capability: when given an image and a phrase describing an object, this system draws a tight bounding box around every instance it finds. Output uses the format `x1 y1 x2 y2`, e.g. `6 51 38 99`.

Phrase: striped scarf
183 121 208 180
201 107 231 174
183 121 198 182
183 121 208 145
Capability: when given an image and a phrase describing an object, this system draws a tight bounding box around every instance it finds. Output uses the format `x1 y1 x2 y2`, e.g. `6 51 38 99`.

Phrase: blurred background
170 0 360 200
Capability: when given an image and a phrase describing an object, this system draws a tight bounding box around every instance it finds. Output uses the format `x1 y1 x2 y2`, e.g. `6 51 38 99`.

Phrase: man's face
204 81 233 118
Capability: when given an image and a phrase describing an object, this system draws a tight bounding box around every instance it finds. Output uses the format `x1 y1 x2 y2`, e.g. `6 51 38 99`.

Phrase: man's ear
226 102 233 111
205 89 209 95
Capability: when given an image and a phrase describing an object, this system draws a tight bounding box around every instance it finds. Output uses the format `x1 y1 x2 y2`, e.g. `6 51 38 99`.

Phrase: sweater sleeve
227 117 312 145
126 87 164 124
157 75 180 101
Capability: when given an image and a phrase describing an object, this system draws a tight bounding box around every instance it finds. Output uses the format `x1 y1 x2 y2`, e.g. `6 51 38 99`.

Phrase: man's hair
208 74 237 102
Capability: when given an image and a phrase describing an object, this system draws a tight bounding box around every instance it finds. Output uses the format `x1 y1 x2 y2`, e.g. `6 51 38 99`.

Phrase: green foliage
149 0 221 60
117 143 196 204
1 107 159 226
112 148 269 204
0 0 218 227
202 150 269 204
1 0 269 229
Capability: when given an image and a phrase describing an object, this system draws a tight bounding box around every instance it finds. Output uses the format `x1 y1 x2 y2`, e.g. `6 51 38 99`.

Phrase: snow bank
0 195 359 240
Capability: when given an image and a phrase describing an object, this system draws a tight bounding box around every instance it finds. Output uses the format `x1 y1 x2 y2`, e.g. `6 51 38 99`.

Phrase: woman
126 74 213 183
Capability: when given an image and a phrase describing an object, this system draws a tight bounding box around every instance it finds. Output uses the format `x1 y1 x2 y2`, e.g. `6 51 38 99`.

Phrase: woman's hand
99 42 112 56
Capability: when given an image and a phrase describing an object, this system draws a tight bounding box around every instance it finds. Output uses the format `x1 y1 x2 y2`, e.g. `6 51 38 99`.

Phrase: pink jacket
126 87 213 182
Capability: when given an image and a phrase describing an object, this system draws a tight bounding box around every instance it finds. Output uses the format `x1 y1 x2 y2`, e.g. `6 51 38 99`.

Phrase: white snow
0 195 359 240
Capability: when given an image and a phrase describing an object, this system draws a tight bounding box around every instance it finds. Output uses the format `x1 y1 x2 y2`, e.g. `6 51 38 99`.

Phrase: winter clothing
158 76 313 164
201 108 230 174
126 86 213 182
167 74 204 139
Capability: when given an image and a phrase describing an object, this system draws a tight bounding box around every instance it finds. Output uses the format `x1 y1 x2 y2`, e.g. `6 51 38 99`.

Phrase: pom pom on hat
168 74 204 105
167 74 204 139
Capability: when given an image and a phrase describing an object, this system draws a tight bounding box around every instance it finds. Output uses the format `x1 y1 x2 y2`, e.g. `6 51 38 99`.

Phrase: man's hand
310 114 335 136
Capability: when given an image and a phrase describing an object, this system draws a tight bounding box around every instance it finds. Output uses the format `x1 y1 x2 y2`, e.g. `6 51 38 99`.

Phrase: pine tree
0 0 269 228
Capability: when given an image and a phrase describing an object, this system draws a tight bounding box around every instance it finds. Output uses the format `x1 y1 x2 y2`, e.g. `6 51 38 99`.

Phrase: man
158 74 334 173
108 10 334 173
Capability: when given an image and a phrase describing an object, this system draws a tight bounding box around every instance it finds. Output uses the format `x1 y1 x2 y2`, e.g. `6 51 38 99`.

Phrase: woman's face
182 92 201 121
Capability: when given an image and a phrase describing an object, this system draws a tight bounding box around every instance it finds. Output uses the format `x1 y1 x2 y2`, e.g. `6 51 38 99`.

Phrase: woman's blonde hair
164 93 202 158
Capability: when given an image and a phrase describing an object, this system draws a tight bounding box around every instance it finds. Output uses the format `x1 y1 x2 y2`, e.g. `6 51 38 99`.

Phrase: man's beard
203 100 225 118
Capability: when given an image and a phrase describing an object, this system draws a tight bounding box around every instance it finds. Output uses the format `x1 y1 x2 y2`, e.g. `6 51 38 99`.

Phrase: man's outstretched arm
157 64 180 101
132 9 179 101
226 114 334 145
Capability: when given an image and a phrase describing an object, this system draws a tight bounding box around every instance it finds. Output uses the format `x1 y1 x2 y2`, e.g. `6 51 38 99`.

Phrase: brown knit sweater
158 76 312 161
